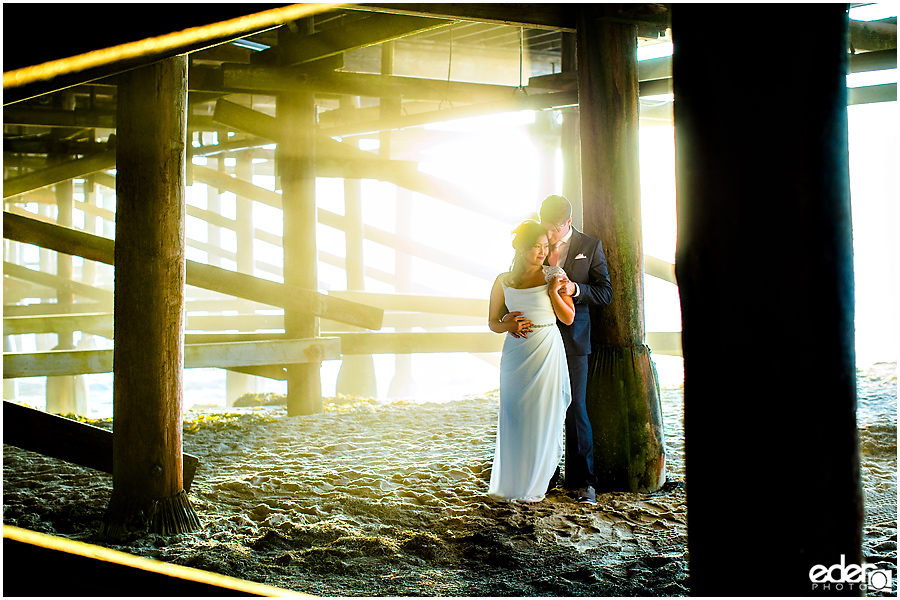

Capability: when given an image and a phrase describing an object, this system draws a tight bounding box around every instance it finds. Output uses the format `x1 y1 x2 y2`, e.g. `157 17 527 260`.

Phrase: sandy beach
3 362 896 596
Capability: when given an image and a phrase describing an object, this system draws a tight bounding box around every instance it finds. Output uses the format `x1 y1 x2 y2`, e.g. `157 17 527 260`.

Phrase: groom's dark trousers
554 228 613 490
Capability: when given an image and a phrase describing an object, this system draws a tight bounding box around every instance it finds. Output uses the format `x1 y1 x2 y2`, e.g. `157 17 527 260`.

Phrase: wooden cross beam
3 401 201 492
221 65 521 104
254 13 456 66
3 261 114 305
4 313 113 338
3 337 342 378
321 90 578 138
212 99 509 222
3 149 117 199
2 212 384 330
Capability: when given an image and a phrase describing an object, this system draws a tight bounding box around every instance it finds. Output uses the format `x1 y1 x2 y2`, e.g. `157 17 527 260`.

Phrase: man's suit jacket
553 228 613 356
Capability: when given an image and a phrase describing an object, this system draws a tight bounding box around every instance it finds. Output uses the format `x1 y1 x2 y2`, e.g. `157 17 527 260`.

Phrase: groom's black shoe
546 466 561 492
576 485 597 505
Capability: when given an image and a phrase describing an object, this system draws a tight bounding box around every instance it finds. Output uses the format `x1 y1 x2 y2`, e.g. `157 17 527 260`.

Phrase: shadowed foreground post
578 4 666 493
101 55 200 540
673 5 862 595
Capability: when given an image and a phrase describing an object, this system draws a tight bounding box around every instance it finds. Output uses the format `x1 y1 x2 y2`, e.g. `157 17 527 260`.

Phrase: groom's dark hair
539 195 572 225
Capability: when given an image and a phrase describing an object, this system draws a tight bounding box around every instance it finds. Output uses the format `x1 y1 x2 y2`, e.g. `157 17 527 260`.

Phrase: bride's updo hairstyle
507 219 548 287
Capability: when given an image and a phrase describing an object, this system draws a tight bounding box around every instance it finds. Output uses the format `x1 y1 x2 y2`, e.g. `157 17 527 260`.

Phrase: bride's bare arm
548 276 576 325
489 276 533 337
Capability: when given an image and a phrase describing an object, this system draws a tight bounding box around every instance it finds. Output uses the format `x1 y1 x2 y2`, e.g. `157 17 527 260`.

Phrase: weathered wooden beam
849 82 897 105
212 99 509 222
256 13 455 66
349 3 579 31
3 107 116 129
185 313 284 332
322 90 579 138
210 99 416 174
2 212 384 330
221 65 522 103
3 150 116 200
3 401 199 492
184 337 341 368
849 48 897 72
187 262 384 330
3 211 115 264
328 290 488 316
339 331 503 354
3 302 108 318
3 3 346 105
4 139 111 156
849 17 897 52
3 262 114 305
645 331 682 357
192 164 282 208
3 313 113 337
3 338 341 378
643 254 676 284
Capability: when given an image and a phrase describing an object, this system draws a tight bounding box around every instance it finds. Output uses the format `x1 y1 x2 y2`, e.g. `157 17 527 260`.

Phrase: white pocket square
575 253 587 259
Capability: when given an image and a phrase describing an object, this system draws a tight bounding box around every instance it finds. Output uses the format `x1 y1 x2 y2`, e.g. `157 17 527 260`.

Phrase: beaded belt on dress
532 323 556 328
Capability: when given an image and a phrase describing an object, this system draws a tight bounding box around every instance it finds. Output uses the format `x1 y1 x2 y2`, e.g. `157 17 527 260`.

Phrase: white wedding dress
488 268 571 502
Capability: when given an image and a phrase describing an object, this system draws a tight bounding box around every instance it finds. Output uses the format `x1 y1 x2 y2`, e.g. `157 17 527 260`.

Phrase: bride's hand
551 275 570 295
501 311 533 338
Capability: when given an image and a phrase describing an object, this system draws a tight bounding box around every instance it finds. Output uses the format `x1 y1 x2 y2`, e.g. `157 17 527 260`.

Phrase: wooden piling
278 19 322 416
225 151 264 405
560 32 582 230
46 95 81 415
100 55 200 541
577 4 666 493
336 95 377 398
673 5 861 594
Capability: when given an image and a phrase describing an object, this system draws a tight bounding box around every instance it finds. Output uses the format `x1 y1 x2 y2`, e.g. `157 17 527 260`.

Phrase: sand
3 363 896 596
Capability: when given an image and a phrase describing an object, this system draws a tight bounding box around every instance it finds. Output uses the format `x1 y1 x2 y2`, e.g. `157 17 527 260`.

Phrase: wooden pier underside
1 3 892 566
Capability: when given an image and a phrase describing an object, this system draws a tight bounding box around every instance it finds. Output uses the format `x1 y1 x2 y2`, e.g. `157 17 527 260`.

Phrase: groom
540 195 612 504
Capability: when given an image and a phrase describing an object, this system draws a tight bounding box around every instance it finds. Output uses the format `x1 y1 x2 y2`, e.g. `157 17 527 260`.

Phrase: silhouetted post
101 55 200 540
578 4 666 493
279 19 322 415
673 5 861 595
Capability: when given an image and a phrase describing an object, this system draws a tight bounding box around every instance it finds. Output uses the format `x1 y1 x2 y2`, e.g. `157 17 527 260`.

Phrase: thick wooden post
673 6 861 594
101 55 200 540
578 5 665 493
279 19 322 415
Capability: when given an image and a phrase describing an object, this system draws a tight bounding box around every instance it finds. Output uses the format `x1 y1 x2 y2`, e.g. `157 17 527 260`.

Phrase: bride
487 220 575 502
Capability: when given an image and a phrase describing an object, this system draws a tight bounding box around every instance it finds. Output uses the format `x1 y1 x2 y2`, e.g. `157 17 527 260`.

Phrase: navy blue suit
552 228 612 489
